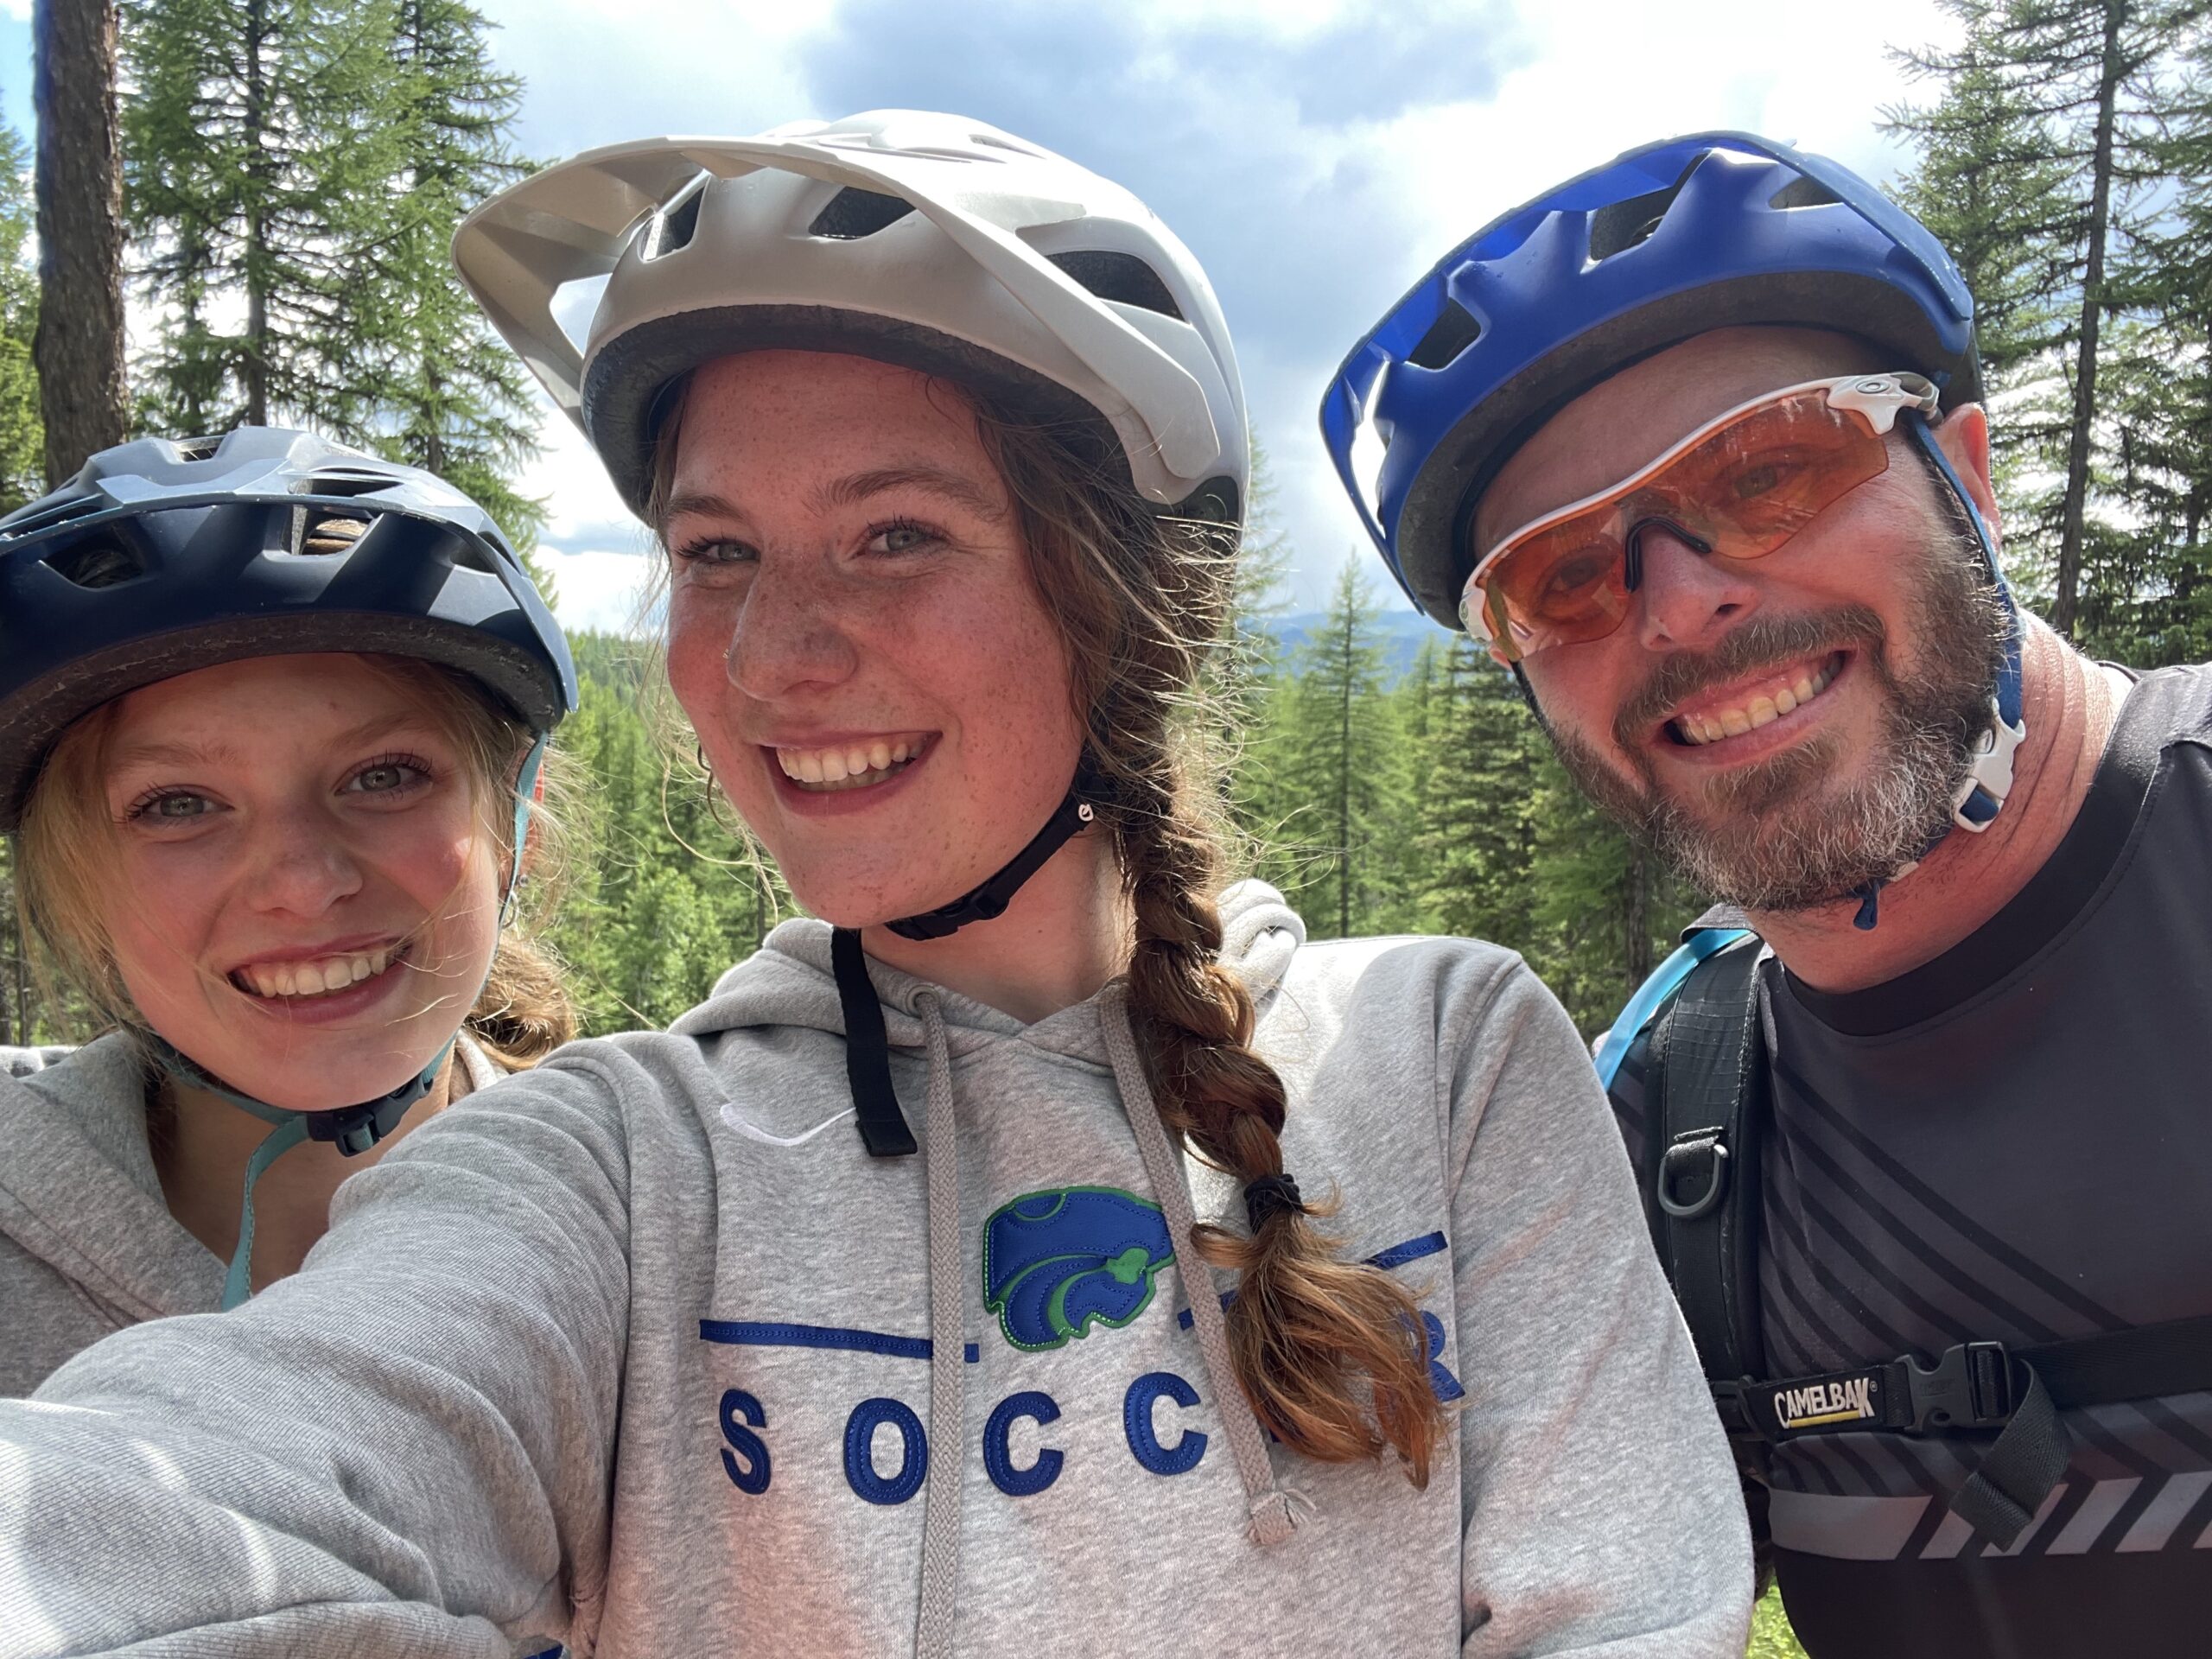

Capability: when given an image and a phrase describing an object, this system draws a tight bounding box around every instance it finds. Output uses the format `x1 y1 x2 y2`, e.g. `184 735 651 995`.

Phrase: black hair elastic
1243 1172 1306 1233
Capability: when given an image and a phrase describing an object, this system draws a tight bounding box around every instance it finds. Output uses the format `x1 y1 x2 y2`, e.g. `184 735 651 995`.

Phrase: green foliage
0 109 42 512
356 0 548 553
119 0 544 552
1889 0 2212 642
1272 560 1399 938
543 634 791 1033
124 0 406 434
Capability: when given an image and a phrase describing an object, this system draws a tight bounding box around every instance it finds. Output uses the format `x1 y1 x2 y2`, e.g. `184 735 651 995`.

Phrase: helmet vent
2 494 104 538
1407 300 1483 370
1587 152 1708 264
294 470 396 499
291 509 369 557
810 188 917 240
1770 175 1841 211
1046 251 1182 320
643 175 708 262
169 435 221 462
971 132 1045 158
42 538 146 590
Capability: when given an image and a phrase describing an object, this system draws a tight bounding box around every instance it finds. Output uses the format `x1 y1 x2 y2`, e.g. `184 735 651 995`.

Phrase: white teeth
1673 658 1840 747
774 739 924 792
235 948 397 1001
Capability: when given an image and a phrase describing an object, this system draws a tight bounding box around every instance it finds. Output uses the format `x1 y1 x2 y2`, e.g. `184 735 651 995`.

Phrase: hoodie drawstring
913 992 965 1659
1099 985 1305 1548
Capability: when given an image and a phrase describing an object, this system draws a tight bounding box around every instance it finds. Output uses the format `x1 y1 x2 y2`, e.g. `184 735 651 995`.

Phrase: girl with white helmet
0 430 578 1387
0 114 1748 1655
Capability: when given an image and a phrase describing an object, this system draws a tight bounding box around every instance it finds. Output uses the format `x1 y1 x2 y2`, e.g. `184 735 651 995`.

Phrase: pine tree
360 0 545 550
1890 0 2204 638
123 0 405 436
1213 434 1296 856
0 111 46 510
1412 639 1546 949
1280 560 1398 938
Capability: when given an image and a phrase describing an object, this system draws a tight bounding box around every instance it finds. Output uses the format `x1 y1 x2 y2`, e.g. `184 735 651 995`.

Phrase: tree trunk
1622 840 1652 997
30 0 127 487
244 0 270 426
2054 0 2127 639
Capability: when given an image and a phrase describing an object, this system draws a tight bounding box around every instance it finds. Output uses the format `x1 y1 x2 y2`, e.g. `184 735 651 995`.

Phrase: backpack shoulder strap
1643 934 1769 1395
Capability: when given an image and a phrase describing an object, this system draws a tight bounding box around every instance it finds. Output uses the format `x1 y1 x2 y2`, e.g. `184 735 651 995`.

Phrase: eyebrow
107 710 438 776
661 462 1006 531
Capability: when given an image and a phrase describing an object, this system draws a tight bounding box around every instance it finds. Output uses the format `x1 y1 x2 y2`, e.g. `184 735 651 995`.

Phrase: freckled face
660 351 1085 927
91 654 505 1109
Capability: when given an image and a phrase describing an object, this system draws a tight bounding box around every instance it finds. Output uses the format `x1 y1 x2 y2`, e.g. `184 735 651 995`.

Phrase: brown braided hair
970 400 1447 1484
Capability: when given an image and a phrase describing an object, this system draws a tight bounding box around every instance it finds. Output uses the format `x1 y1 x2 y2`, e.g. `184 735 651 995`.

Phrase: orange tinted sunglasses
1463 372 1941 661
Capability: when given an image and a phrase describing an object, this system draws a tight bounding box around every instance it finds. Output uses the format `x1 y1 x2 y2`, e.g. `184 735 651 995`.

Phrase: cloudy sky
0 0 1965 632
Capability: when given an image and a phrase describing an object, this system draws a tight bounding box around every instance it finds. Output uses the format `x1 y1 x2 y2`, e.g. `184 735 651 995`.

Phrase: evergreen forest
5 0 2212 1077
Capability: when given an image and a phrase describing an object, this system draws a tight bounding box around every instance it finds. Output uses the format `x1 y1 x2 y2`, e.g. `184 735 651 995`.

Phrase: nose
240 802 365 918
1632 521 1759 652
722 557 861 701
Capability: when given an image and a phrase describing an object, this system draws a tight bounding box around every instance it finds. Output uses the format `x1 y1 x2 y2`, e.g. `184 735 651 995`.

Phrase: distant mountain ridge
1255 607 1447 682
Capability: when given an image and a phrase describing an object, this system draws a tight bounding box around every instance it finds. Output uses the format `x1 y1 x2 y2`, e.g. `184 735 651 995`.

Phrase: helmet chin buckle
1950 696 2026 834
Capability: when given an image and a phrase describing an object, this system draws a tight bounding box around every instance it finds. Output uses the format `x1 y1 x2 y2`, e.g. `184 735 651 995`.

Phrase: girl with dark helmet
0 116 1747 1654
0 429 578 1386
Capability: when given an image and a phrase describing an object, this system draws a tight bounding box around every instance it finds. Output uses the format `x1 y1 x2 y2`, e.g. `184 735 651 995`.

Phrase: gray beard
1548 532 2010 913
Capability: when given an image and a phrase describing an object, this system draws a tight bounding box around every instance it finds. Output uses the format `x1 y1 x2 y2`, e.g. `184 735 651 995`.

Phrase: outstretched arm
0 1054 635 1659
1447 961 1753 1656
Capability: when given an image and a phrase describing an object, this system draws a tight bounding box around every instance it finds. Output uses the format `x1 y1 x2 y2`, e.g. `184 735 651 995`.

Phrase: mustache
1612 605 1886 748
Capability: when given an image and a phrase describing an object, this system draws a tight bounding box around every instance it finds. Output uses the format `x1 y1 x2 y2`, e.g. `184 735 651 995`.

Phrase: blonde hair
16 656 579 1072
650 369 1445 1483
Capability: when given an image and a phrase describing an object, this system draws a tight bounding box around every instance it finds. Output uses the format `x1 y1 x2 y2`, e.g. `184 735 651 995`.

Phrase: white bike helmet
453 109 1247 524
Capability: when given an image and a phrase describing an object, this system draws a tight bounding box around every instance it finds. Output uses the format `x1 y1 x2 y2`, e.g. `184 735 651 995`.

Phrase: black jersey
1610 663 2212 1657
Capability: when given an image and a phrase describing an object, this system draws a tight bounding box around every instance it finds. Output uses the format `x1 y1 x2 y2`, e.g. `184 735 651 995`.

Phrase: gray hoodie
0 1033 502 1395
0 886 1750 1656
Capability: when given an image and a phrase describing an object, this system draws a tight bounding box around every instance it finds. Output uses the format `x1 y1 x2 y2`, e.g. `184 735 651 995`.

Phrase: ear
1932 403 2002 541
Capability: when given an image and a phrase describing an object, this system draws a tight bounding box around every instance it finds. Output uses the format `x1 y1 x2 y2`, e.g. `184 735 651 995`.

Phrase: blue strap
221 1112 309 1309
1593 927 1751 1090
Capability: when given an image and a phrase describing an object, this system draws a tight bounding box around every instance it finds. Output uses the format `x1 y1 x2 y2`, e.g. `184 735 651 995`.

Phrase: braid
963 397 1446 1484
1116 753 1444 1484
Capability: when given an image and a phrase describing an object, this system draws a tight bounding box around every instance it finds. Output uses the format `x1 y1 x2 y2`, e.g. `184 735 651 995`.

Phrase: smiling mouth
229 944 405 1001
773 735 929 793
1669 652 1846 747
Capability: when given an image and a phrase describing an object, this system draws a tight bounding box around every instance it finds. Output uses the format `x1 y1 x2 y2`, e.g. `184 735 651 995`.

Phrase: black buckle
1657 1127 1729 1219
1901 1341 2015 1432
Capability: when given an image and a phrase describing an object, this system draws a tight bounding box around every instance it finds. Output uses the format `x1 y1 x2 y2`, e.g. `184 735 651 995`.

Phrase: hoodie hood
0 1033 223 1341
672 878 1306 1051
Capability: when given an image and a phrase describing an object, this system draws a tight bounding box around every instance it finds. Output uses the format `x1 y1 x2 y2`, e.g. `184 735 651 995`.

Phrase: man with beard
1323 133 2212 1657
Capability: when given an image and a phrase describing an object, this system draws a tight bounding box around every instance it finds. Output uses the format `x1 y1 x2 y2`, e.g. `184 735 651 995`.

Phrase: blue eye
674 536 757 566
346 757 429 797
130 790 213 823
867 522 940 556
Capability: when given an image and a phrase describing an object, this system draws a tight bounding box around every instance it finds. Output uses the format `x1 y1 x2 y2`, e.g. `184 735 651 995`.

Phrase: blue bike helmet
0 428 578 1304
1319 130 1980 627
0 427 575 827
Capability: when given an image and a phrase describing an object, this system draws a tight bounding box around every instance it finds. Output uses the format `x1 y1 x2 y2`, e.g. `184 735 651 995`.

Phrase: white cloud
541 545 658 637
480 0 1974 621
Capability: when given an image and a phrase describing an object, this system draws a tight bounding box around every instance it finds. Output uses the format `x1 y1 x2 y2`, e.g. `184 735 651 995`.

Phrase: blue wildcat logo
983 1186 1175 1352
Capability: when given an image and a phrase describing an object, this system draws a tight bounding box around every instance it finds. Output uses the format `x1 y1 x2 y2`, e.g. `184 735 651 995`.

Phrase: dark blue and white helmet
0 427 577 829
1320 130 1981 628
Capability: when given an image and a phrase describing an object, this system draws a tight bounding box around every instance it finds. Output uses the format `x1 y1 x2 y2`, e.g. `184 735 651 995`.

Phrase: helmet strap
1846 416 2027 931
882 763 1103 941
